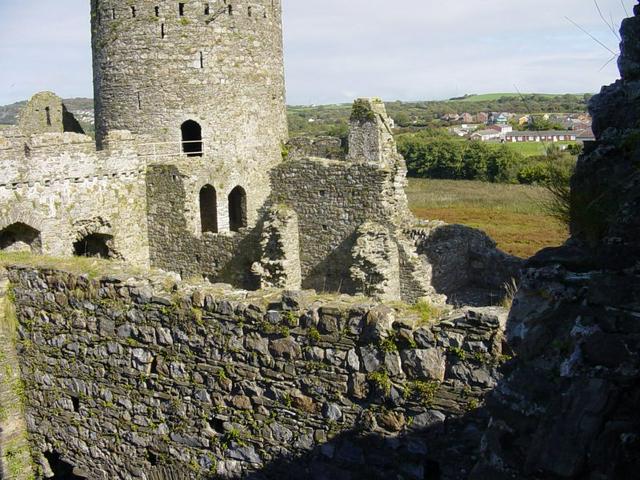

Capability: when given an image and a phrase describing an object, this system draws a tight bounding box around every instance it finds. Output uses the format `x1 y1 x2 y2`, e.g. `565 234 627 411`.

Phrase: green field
494 141 576 157
406 178 568 258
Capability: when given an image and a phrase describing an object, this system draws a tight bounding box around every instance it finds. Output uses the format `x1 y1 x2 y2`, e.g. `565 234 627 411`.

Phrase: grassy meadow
406 178 568 258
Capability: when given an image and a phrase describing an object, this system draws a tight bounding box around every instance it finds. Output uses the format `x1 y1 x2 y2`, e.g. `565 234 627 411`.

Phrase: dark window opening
131 6 136 17
181 120 203 157
154 6 160 16
45 106 52 126
137 92 142 110
161 23 166 38
228 4 233 15
0 222 42 253
44 451 87 479
228 186 247 232
204 3 210 15
199 185 218 234
112 8 116 19
199 51 204 68
248 6 252 16
71 396 80 412
179 3 185 16
73 233 114 259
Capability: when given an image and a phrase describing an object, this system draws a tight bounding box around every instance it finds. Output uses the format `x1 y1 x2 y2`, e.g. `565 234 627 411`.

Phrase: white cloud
0 0 634 105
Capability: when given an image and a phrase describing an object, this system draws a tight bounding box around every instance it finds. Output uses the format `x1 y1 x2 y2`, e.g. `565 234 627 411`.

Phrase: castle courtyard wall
5 264 507 479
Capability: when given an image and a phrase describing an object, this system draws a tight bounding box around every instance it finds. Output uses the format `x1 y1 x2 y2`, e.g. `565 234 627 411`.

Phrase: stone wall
6 264 508 479
410 223 523 307
0 133 150 267
17 92 84 138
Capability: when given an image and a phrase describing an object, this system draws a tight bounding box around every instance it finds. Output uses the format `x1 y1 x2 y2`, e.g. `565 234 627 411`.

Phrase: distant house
518 115 530 126
575 128 596 142
470 129 502 142
504 131 577 143
489 112 509 125
476 112 489 124
442 113 460 122
488 124 513 134
460 112 474 123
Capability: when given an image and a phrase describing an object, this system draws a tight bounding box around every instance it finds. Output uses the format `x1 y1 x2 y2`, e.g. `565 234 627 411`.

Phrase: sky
0 0 635 106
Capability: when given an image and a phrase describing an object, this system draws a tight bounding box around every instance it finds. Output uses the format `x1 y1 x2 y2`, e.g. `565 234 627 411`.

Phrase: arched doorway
181 120 203 157
228 186 247 232
73 233 115 259
0 222 42 253
199 185 218 234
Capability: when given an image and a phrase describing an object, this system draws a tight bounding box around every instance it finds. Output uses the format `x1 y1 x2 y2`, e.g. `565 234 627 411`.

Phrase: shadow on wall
302 232 360 295
235 410 486 480
412 225 523 307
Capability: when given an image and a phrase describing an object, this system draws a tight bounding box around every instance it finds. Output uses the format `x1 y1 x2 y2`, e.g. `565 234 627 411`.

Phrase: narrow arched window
199 185 218 234
181 120 203 156
228 186 247 232
45 107 52 126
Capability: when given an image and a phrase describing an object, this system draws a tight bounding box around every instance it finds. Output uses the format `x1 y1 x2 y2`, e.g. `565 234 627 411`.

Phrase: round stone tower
90 0 288 232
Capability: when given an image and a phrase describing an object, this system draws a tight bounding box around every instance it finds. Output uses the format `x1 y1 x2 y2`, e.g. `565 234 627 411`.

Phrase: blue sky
0 0 635 105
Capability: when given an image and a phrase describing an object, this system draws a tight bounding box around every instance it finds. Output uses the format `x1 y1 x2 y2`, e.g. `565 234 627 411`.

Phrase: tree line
396 131 578 185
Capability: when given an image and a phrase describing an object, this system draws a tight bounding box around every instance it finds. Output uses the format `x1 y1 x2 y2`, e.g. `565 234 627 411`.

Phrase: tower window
112 8 116 19
154 6 160 16
181 120 203 157
248 6 252 17
179 3 185 16
228 5 233 15
199 185 218 234
131 6 136 17
137 92 142 110
161 23 166 38
204 3 210 15
199 52 204 68
45 106 52 126
228 186 247 232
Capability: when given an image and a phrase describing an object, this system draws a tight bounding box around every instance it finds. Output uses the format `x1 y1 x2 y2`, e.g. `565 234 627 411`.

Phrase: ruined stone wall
410 223 523 306
145 164 261 285
7 264 507 479
0 134 150 267
269 157 408 295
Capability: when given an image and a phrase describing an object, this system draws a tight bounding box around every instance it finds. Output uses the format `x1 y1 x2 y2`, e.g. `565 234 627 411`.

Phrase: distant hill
448 93 589 102
1 93 592 138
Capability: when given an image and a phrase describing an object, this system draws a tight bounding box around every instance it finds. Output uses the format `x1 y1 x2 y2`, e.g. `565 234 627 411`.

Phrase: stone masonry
5 263 509 479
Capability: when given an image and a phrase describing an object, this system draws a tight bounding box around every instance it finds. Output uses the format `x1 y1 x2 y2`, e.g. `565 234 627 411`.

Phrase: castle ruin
0 0 518 306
